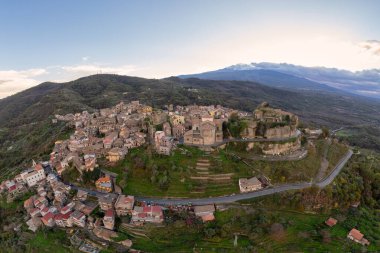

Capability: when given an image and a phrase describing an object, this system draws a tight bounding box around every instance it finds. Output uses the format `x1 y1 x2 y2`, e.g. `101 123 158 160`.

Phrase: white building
22 165 46 187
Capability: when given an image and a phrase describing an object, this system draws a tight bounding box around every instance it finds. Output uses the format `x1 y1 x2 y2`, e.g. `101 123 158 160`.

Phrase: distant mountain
0 74 380 173
179 63 380 99
179 68 338 93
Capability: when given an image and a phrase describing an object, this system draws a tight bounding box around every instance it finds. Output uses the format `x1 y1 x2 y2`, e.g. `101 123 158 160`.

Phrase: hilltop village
51 100 301 176
0 101 368 252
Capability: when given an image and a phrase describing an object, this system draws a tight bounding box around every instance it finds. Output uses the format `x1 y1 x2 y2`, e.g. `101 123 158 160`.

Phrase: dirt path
315 139 331 182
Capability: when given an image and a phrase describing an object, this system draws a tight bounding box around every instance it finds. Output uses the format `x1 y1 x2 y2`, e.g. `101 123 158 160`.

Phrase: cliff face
261 139 301 155
265 126 297 139
246 138 301 155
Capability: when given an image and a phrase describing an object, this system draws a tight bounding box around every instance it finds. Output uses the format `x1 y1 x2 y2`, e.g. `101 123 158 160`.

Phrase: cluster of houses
0 159 158 249
52 100 303 164
53 101 250 165
0 161 50 202
0 156 217 252
52 101 149 175
325 217 370 246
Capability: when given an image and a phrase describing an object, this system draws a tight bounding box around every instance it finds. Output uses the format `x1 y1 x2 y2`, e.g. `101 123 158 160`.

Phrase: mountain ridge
179 62 380 99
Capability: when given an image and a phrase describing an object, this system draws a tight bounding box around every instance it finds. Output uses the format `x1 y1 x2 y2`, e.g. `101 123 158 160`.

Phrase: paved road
136 149 353 206
70 150 353 206
315 149 353 187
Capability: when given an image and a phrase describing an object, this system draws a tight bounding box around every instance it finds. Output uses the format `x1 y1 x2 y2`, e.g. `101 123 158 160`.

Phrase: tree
322 127 330 138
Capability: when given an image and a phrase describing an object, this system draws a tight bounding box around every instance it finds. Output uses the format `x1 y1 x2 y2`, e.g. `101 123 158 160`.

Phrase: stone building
184 117 223 146
172 124 185 139
239 177 263 193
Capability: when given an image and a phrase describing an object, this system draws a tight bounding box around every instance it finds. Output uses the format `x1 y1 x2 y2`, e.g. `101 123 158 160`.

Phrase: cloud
0 68 48 98
61 64 138 76
359 40 380 56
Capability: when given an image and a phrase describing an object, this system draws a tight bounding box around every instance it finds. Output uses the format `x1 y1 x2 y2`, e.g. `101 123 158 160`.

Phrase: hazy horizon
1 0 380 98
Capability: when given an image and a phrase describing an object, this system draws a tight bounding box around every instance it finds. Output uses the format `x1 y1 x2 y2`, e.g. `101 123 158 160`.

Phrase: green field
26 229 73 253
126 206 380 252
105 139 348 197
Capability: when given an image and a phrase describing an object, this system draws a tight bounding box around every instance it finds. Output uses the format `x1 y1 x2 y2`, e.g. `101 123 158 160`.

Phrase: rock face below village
247 138 301 155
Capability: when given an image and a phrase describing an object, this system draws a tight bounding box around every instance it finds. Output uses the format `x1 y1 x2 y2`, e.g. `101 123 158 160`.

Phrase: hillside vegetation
0 74 380 175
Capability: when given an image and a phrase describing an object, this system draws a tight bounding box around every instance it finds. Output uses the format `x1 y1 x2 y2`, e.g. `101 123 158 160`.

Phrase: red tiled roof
201 213 215 222
55 211 72 221
142 206 151 213
54 213 64 221
61 205 71 213
325 217 337 227
62 211 72 220
96 176 111 183
138 213 147 218
104 209 115 218
24 198 34 208
349 228 364 241
8 185 16 192
141 205 162 214
35 164 43 171
41 212 54 224
151 206 162 213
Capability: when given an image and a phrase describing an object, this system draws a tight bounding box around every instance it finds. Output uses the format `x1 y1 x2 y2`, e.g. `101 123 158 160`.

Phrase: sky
1 0 380 98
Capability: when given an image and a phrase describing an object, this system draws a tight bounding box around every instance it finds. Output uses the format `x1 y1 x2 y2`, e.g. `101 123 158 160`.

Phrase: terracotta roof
349 228 364 241
8 185 16 192
35 164 44 171
138 213 147 218
151 206 162 213
325 217 337 227
104 209 115 218
55 211 72 221
24 198 34 208
96 176 111 183
41 212 54 224
54 213 63 221
61 205 70 212
201 213 215 222
142 205 162 214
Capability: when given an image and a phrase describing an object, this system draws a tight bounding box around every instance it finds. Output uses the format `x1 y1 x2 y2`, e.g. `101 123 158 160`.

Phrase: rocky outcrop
261 139 301 155
265 126 296 139
246 137 301 155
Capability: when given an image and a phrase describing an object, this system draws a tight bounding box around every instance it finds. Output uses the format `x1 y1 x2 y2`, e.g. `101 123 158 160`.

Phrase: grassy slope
129 150 380 252
128 207 379 253
104 140 348 197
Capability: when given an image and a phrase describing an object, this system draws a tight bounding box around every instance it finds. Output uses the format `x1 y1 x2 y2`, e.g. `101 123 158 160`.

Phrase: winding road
137 150 352 205
71 149 353 206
